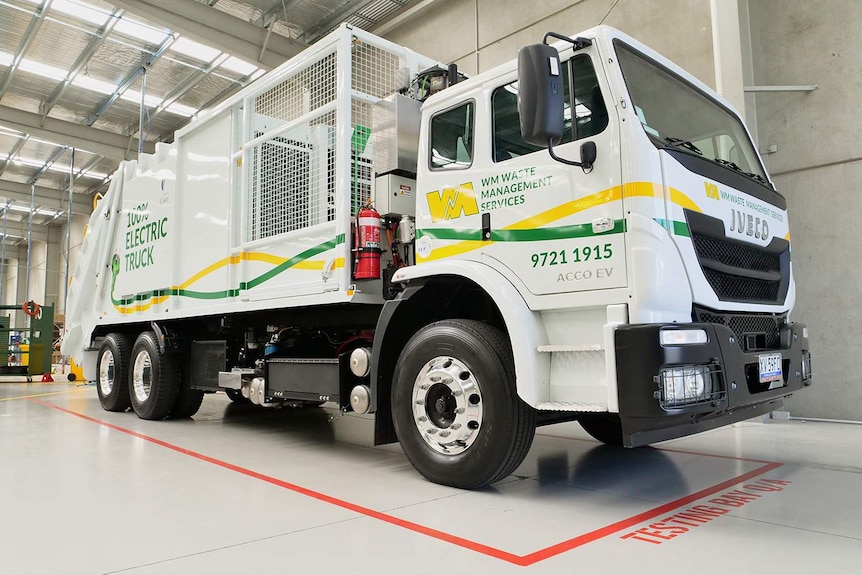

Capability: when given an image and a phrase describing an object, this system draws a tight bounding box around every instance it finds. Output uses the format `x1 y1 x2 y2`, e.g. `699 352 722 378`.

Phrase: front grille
702 268 780 302
692 233 780 273
687 210 790 305
694 306 785 352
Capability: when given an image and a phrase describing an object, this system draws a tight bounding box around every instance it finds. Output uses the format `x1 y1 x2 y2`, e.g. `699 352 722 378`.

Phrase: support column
45 227 61 310
710 0 746 118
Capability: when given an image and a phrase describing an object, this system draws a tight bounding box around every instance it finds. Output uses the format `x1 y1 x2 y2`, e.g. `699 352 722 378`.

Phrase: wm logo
704 182 720 200
426 182 479 222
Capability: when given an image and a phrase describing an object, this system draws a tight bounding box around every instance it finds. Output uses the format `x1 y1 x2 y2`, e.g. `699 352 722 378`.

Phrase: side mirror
518 44 564 147
580 141 597 169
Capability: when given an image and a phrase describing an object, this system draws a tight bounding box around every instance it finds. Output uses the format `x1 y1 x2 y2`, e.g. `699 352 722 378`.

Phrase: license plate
758 353 783 384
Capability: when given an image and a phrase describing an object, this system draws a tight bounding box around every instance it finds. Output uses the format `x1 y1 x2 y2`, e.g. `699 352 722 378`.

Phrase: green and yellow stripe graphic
111 235 345 314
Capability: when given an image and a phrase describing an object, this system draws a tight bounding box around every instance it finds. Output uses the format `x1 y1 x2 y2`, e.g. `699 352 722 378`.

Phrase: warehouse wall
748 0 861 420
384 0 715 85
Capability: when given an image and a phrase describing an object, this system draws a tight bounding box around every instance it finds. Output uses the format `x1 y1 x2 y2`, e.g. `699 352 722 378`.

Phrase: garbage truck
62 24 813 489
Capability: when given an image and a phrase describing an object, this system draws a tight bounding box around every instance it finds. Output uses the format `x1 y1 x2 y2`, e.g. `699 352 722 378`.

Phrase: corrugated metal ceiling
0 0 415 243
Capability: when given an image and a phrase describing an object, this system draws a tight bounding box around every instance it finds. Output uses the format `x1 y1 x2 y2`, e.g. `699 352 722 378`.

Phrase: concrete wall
749 0 861 420
384 0 715 85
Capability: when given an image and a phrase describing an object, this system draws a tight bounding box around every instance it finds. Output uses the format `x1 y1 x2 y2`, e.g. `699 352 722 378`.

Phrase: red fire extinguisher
354 204 381 280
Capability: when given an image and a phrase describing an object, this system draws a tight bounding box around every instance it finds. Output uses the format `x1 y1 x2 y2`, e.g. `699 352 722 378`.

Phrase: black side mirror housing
518 44 564 147
580 141 597 169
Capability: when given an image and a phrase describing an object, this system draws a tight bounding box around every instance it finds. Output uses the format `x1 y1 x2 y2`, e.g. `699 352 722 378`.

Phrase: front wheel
129 332 179 420
391 320 536 489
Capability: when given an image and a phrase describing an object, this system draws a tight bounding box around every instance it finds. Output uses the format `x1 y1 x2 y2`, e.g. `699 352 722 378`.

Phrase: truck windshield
615 41 767 182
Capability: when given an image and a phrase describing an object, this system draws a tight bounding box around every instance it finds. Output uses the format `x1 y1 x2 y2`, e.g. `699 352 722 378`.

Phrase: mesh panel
692 234 779 272
254 53 337 123
248 111 336 242
691 231 787 304
243 33 417 244
694 306 785 352
352 40 404 98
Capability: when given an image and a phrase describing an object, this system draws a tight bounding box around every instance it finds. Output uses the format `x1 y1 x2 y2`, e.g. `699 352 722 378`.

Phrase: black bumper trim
615 322 811 447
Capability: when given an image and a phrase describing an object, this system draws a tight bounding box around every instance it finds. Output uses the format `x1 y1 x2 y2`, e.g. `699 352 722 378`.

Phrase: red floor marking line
29 399 523 565
32 398 784 567
518 460 782 565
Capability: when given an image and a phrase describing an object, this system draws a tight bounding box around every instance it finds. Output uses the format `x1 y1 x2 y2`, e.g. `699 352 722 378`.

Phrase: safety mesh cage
656 364 726 411
694 306 786 352
691 232 786 304
247 50 339 242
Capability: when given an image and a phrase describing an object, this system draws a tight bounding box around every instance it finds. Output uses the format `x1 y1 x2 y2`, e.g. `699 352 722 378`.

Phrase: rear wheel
96 333 131 412
129 332 179 420
169 355 204 419
578 413 624 446
391 320 536 489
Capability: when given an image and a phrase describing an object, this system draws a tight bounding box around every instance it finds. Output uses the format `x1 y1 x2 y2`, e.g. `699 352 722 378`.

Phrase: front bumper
615 322 812 447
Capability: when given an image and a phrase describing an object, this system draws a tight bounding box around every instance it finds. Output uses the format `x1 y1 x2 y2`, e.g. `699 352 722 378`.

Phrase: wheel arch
371 261 549 445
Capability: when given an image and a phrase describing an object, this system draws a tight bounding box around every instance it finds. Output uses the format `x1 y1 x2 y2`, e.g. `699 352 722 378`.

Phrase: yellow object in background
70 357 84 381
19 344 28 367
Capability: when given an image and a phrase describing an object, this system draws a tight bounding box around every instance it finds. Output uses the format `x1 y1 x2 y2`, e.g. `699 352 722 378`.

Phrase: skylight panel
18 59 67 82
51 0 110 26
114 17 172 45
163 102 198 117
170 37 221 63
73 75 120 96
121 89 163 109
0 51 14 67
220 56 258 76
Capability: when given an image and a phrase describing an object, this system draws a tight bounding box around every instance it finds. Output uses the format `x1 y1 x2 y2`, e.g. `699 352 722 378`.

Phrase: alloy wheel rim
411 355 483 455
99 350 115 396
132 350 153 403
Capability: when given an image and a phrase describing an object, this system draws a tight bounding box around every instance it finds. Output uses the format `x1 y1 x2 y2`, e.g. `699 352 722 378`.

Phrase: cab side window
430 101 474 170
492 55 607 163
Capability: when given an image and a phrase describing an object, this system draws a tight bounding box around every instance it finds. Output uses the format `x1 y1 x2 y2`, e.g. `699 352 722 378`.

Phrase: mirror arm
542 32 593 50
547 139 594 172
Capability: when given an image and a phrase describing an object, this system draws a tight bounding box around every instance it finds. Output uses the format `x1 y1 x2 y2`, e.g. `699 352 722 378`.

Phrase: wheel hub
99 350 115 396
132 350 153 403
411 356 483 455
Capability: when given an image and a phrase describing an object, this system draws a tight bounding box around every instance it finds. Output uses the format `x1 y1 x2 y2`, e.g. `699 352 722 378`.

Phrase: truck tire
391 319 536 489
169 362 205 419
578 413 624 446
96 333 132 412
129 331 179 420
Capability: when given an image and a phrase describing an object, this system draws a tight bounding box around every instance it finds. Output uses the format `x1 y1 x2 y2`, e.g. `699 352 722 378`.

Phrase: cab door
477 51 625 296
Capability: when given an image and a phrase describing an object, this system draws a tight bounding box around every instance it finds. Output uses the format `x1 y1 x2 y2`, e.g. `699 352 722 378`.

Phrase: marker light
660 329 708 346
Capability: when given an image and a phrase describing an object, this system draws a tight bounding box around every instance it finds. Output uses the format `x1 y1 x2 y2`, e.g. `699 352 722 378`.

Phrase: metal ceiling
0 0 414 243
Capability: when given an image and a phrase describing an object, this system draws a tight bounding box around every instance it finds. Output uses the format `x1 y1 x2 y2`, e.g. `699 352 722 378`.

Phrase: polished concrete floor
1 381 860 574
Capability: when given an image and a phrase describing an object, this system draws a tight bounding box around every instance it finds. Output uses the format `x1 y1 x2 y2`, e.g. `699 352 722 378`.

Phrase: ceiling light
0 51 12 67
170 37 221 63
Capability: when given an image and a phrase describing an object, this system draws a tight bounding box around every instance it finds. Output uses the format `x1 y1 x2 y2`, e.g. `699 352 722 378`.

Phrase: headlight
658 365 715 408
801 352 812 383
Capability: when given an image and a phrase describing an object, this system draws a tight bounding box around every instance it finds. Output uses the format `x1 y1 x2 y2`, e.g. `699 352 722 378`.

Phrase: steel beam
0 104 152 161
0 180 90 216
110 0 306 70
300 0 380 43
40 8 124 122
0 0 51 100
0 219 48 243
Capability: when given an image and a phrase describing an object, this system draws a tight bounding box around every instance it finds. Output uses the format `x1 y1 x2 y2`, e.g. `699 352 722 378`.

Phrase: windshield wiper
664 137 703 156
714 158 771 186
